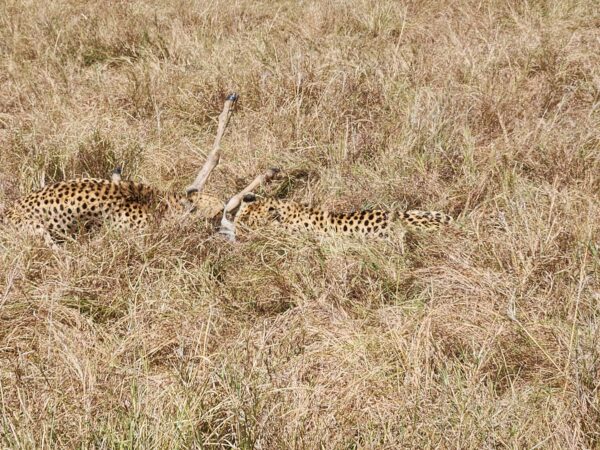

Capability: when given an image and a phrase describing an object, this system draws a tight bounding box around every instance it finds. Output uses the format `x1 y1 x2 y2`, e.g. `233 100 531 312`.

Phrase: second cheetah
232 193 453 237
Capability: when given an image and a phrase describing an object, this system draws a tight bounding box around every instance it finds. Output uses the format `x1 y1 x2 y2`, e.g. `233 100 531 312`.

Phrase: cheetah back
4 178 224 240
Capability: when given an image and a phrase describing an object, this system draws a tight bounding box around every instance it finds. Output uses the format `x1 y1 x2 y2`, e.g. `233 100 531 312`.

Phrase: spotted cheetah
231 193 453 237
3 173 224 245
3 94 250 246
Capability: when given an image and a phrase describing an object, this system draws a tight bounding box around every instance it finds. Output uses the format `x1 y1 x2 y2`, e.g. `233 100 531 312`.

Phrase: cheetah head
183 189 224 219
233 193 281 228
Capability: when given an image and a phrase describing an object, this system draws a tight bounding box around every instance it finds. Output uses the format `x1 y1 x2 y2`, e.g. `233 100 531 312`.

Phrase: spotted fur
234 194 452 236
4 177 224 244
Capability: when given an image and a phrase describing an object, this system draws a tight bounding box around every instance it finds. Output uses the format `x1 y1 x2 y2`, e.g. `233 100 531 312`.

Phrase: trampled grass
0 0 598 448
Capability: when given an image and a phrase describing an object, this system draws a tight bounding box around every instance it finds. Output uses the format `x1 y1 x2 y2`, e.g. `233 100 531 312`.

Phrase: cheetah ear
111 167 122 183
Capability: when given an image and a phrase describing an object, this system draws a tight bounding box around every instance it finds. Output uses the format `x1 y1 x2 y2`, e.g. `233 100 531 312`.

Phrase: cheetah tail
398 210 453 230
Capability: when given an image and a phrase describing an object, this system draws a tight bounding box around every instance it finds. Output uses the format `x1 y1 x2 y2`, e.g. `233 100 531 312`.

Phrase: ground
0 0 599 448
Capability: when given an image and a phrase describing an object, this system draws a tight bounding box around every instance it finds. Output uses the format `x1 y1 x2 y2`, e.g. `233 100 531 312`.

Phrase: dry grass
1 0 599 448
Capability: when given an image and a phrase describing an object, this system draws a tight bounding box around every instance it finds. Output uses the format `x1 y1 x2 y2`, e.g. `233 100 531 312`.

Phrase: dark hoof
112 167 122 175
186 188 199 195
226 93 239 102
243 193 257 203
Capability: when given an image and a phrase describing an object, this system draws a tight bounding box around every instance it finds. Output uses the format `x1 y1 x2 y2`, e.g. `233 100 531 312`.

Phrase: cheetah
2 93 273 246
3 172 225 245
228 193 452 238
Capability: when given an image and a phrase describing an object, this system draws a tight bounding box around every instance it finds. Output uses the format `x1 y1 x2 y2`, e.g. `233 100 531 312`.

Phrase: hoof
226 93 239 102
243 193 257 203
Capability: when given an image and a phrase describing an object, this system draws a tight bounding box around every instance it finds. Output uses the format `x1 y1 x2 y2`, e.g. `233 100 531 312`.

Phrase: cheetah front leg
18 220 61 251
219 168 280 241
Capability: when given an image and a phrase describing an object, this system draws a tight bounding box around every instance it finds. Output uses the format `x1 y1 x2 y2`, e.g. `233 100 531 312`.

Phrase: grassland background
0 0 599 448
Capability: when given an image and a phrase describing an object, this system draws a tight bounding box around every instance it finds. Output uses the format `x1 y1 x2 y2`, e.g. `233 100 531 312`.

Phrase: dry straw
0 0 598 448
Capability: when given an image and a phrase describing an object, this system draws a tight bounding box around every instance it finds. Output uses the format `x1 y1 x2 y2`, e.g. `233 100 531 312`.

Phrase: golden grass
1 0 599 447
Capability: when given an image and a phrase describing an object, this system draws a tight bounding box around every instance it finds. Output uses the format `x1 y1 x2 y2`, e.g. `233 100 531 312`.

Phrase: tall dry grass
0 0 599 448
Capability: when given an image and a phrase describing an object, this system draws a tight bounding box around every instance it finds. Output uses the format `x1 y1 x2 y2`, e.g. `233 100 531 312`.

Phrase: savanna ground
0 0 599 448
